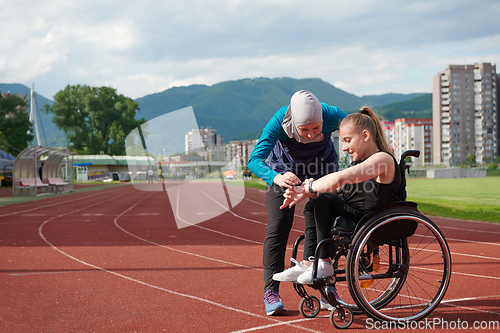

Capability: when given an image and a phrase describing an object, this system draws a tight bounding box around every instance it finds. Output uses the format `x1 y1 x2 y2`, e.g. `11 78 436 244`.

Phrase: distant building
207 147 227 162
383 118 433 166
185 127 223 157
498 73 500 157
226 139 258 166
432 63 498 165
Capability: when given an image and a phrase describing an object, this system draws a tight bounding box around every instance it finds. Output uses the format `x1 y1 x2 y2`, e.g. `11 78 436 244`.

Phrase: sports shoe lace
264 290 281 304
290 258 301 267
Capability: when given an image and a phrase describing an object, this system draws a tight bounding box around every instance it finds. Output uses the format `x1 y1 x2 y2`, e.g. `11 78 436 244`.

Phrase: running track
0 182 499 332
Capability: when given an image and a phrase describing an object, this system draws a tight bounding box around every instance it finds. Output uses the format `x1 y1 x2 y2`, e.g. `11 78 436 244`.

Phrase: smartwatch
308 180 317 194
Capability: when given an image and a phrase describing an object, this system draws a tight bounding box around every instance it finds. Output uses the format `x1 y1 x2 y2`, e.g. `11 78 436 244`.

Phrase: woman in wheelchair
274 107 451 327
277 106 401 284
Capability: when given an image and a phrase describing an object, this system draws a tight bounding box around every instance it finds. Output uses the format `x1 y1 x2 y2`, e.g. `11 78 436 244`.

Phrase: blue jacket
248 103 347 186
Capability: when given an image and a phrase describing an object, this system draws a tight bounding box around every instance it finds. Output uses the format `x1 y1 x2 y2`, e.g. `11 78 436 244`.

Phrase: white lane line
446 236 500 247
38 190 321 333
239 190 306 220
0 188 125 219
439 225 500 235
194 184 304 234
115 193 262 271
228 316 329 333
411 265 500 281
441 295 500 315
410 244 500 261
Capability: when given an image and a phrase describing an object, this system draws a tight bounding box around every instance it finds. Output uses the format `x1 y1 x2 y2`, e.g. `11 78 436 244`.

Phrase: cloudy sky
1 0 499 100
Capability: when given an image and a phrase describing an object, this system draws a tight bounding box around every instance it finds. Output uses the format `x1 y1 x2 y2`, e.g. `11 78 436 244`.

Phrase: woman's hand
273 172 301 188
279 185 306 209
279 179 316 209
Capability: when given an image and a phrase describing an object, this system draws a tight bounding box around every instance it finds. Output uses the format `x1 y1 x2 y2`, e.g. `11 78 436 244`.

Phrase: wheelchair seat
331 216 357 233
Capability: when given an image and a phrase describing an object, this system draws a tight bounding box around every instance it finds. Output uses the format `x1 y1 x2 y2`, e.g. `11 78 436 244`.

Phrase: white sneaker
296 259 334 284
273 258 308 282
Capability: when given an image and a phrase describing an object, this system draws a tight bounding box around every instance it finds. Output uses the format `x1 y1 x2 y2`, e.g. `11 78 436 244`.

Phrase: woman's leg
263 184 295 293
314 193 362 259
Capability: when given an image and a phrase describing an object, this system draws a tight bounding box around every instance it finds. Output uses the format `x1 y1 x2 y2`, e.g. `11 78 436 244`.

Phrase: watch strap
308 180 316 193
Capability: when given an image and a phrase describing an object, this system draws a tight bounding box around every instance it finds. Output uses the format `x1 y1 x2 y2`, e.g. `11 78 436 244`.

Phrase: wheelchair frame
289 150 452 329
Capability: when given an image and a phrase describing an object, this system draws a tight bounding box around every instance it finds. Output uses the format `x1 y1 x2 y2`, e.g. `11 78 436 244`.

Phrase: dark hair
340 106 391 153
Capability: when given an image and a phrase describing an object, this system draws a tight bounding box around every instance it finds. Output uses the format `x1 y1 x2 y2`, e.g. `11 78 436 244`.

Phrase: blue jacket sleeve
248 107 288 186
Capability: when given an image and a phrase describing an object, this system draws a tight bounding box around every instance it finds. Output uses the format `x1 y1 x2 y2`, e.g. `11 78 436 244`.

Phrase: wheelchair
289 150 452 329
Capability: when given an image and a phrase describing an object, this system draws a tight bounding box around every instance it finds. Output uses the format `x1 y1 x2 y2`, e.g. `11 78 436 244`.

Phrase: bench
47 177 69 192
19 177 49 193
20 177 49 187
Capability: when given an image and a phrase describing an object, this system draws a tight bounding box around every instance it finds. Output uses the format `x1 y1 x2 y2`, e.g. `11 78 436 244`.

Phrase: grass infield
406 177 500 223
243 177 500 223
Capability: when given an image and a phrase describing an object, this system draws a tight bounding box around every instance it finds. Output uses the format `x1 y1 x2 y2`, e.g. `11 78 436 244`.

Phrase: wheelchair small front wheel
330 306 354 329
298 296 320 318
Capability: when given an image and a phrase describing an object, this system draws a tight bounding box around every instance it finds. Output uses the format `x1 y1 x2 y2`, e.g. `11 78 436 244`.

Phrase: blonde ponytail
341 106 391 153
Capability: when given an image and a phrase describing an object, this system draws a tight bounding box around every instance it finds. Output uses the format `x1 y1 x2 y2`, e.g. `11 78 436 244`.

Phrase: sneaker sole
266 306 287 316
272 275 299 282
321 304 334 310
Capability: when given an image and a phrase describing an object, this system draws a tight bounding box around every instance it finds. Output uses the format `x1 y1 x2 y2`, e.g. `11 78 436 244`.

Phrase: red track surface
0 182 499 332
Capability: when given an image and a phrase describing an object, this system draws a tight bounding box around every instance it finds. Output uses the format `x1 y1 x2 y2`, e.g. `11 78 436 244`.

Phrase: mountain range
1 78 432 145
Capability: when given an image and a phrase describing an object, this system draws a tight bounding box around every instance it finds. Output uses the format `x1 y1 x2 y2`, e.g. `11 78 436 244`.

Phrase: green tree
44 85 145 155
465 154 476 167
0 93 34 155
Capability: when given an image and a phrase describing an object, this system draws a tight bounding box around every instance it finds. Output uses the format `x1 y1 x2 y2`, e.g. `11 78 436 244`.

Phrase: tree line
0 85 145 156
44 85 145 155
0 93 33 155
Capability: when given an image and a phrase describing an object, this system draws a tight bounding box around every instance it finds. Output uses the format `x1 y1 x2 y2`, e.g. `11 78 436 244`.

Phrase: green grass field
243 177 500 223
406 177 500 223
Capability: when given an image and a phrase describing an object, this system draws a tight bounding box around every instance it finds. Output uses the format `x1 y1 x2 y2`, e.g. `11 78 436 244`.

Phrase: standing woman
248 90 346 315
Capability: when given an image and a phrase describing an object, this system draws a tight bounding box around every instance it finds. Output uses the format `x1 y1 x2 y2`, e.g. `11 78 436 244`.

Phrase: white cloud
0 0 499 99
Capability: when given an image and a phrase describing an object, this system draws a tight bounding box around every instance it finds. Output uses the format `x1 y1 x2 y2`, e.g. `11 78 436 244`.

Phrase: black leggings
312 193 363 259
263 184 316 293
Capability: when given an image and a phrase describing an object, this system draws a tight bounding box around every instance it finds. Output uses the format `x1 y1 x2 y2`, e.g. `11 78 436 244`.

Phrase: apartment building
381 119 432 167
498 73 500 157
432 63 498 165
185 127 223 157
226 139 258 166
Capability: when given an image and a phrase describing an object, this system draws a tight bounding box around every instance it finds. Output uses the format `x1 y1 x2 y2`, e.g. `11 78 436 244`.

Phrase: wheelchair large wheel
346 212 451 322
